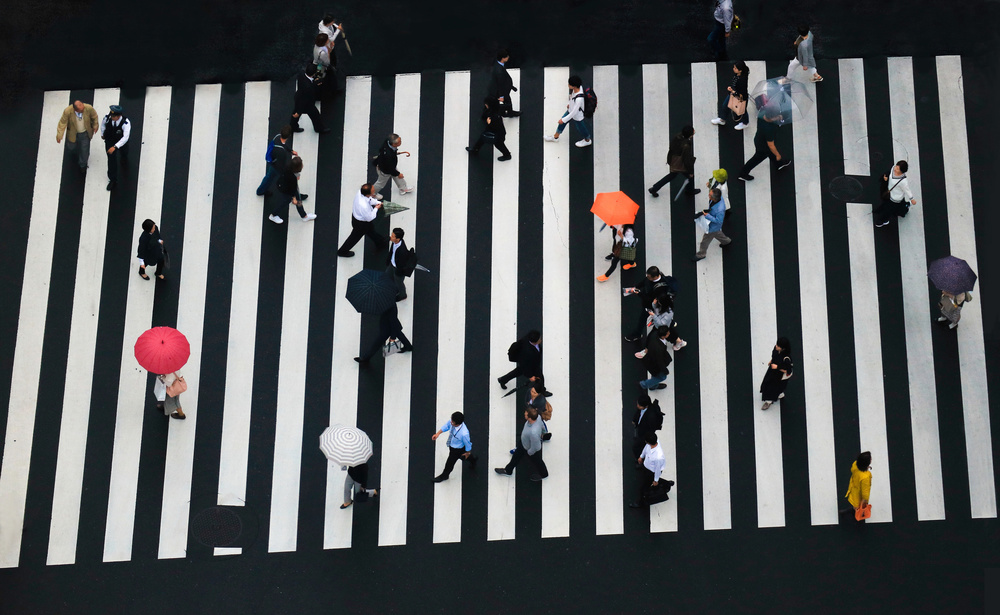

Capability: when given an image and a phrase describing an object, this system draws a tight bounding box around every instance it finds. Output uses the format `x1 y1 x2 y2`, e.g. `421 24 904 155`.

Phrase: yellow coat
56 103 99 143
844 461 872 508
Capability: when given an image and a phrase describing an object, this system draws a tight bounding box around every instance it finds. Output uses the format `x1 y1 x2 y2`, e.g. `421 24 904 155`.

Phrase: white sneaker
734 122 747 131
269 214 284 224
575 139 592 148
711 118 726 126
673 340 687 351
634 349 647 359
375 193 384 201
400 186 415 194
543 135 557 142
302 213 317 221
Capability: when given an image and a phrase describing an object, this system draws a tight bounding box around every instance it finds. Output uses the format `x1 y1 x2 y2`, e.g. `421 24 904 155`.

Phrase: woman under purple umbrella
927 256 977 330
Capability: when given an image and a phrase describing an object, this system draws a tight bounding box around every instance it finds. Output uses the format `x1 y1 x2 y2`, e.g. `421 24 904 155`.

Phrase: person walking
489 49 520 118
289 65 330 134
155 372 187 420
543 75 592 148
631 394 664 459
312 33 334 91
760 337 793 410
937 290 971 330
840 451 872 523
136 219 167 281
385 227 411 301
710 62 750 130
624 266 677 342
100 105 131 191
354 302 413 364
597 224 638 282
317 14 343 45
705 169 731 211
56 100 99 172
341 462 378 509
494 408 548 481
692 188 732 261
629 432 672 508
497 330 543 390
337 183 384 257
467 97 512 161
372 134 414 199
874 161 917 228
638 291 688 351
256 125 296 197
786 25 824 83
648 126 700 198
432 411 478 482
636 327 672 391
524 381 553 442
707 0 734 60
736 110 791 181
268 156 316 224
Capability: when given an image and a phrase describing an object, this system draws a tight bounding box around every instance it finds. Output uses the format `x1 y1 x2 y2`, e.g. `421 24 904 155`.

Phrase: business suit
289 72 328 133
385 238 411 300
488 61 519 117
136 227 164 278
498 339 542 387
359 303 412 361
469 104 511 159
631 402 664 458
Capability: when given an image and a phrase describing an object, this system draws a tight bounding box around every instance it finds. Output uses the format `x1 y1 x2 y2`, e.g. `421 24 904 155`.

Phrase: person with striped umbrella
320 425 379 509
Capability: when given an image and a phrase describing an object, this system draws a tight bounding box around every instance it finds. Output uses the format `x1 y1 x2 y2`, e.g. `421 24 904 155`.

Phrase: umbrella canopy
346 269 397 315
590 191 640 227
380 201 410 216
749 77 814 126
928 256 977 294
320 425 373 466
134 326 190 374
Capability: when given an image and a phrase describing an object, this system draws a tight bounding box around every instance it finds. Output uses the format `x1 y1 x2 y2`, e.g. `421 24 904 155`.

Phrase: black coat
379 304 404 338
633 402 664 438
137 227 163 265
293 73 320 111
488 62 515 99
276 168 300 197
481 107 506 142
641 337 672 376
515 340 543 379
376 141 399 176
386 239 411 274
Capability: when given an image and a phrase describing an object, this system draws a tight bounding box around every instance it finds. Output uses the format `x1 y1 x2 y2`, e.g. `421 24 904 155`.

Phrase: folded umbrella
134 326 190 374
320 425 373 467
346 269 397 315
927 256 977 294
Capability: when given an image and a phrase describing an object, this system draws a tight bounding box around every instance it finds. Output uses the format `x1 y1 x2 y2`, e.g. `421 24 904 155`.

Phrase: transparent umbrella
749 77 814 126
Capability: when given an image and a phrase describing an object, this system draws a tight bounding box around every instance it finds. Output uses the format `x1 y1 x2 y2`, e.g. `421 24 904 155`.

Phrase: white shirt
886 168 914 203
100 115 131 149
318 20 341 42
390 241 402 267
641 443 666 482
564 90 586 122
352 190 380 222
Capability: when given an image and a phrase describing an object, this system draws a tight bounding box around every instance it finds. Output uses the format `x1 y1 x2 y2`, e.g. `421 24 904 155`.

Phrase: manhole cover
829 176 864 201
191 507 243 546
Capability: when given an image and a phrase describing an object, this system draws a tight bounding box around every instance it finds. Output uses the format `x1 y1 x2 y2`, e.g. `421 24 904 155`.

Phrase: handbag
382 339 403 357
166 374 187 397
619 243 637 262
855 502 872 521
541 401 553 421
727 94 747 118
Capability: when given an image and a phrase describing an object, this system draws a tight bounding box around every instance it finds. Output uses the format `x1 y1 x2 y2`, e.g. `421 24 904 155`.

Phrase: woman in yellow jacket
842 451 872 522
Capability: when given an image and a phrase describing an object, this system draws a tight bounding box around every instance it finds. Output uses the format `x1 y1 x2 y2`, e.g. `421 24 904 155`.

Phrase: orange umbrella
590 191 640 227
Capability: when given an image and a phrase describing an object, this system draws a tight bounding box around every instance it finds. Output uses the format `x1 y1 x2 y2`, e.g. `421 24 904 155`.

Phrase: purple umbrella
927 256 977 294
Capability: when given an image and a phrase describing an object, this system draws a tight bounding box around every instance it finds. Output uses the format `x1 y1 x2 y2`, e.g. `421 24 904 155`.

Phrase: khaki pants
696 231 731 258
373 168 407 197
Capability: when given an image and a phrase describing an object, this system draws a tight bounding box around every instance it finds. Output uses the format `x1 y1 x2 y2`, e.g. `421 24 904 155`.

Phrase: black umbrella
927 256 977 294
346 269 397 315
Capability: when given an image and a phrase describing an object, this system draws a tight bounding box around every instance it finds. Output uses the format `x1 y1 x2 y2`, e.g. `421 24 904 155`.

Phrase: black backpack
507 339 523 362
582 87 598 118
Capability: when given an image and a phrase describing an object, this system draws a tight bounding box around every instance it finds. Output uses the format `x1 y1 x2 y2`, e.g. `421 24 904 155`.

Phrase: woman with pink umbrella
135 326 191 420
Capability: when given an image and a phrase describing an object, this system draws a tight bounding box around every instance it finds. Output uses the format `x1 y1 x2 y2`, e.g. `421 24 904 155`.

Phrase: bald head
73 100 85 113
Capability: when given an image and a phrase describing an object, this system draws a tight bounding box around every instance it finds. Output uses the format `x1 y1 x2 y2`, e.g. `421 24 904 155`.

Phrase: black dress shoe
542 391 553 397
354 357 368 364
433 474 448 483
338 251 355 257
497 155 512 161
497 377 507 390
494 468 512 476
654 384 667 390
293 127 304 133
466 147 478 154
106 181 116 191
506 111 521 117
299 194 309 201
690 188 702 195
648 188 659 197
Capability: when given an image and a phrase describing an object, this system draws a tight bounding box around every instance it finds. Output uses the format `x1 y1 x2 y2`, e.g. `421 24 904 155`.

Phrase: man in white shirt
100 104 131 191
317 14 342 44
629 432 671 508
337 183 384 257
874 160 918 228
543 75 592 148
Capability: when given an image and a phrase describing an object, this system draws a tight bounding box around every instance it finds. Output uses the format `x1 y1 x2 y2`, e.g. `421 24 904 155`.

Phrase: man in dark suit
385 227 412 301
497 330 542 390
631 394 664 458
355 302 412 363
290 65 330 134
488 49 520 118
638 327 672 391
466 97 512 161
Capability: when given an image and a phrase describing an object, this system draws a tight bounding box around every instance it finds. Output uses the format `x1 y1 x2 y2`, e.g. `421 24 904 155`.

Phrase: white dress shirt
390 241 401 267
352 190 380 222
318 20 341 42
641 443 666 482
100 116 131 149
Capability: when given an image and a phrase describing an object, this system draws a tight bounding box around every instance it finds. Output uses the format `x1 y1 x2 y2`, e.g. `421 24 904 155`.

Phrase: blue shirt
441 421 472 452
702 196 726 233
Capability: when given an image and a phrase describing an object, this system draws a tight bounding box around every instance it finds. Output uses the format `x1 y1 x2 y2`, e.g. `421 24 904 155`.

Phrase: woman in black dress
760 337 793 410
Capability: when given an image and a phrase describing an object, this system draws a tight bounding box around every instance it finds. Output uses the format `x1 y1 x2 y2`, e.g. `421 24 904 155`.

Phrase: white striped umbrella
319 424 373 467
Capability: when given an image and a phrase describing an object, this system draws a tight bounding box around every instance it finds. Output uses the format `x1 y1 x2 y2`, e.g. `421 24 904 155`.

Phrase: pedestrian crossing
0 55 994 568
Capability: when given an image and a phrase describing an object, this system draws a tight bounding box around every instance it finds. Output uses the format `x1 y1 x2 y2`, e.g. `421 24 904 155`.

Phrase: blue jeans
256 163 278 195
556 114 592 141
640 372 667 390
708 20 727 58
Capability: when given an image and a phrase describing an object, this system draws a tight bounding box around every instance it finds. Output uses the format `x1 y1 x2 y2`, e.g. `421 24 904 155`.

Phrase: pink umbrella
134 327 190 374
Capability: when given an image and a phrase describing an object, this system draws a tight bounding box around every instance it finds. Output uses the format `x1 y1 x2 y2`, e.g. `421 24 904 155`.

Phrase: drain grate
191 506 243 547
829 176 864 202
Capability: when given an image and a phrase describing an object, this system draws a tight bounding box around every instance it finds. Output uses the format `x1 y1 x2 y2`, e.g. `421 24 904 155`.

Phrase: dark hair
361 183 373 196
856 451 872 471
526 407 539 420
315 33 329 47
389 133 401 145
896 160 908 173
776 337 792 355
451 411 464 425
656 326 671 338
653 289 673 310
526 330 541 344
496 49 509 62
710 188 722 200
681 125 695 139
798 24 810 36
637 394 652 407
141 219 155 233
392 227 405 240
645 432 658 445
280 125 293 139
735 61 749 73
568 75 583 88
322 14 336 25
289 156 304 173
646 266 661 278
530 382 546 396
305 64 318 78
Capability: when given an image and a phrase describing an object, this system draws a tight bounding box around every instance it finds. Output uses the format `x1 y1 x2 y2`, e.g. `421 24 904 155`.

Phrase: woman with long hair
760 337 793 410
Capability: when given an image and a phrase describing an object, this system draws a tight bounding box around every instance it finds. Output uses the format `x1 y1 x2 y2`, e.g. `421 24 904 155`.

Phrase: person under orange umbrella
590 191 640 228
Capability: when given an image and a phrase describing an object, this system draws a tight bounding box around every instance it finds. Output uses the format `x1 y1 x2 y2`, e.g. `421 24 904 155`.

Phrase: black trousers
637 466 656 500
338 217 385 254
290 103 326 132
504 444 548 478
360 329 412 361
718 94 748 124
649 171 694 194
441 447 477 477
105 142 129 182
470 134 511 157
739 142 777 177
497 94 518 116
874 198 908 225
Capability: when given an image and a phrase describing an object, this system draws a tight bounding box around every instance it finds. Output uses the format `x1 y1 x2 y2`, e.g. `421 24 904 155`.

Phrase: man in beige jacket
56 100 99 172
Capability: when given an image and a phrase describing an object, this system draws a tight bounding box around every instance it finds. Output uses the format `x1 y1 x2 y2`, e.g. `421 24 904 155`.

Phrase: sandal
340 501 353 509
